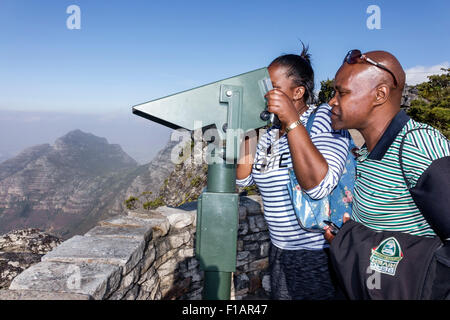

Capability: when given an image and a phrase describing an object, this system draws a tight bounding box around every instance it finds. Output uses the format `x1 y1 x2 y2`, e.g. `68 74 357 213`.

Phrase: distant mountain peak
49 129 139 175
0 129 144 238
54 129 109 150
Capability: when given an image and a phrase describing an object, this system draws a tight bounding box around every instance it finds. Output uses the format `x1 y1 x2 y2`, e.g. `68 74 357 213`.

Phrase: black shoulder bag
398 128 450 299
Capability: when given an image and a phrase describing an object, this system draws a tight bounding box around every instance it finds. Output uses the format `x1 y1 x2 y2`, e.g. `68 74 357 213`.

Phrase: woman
236 44 351 299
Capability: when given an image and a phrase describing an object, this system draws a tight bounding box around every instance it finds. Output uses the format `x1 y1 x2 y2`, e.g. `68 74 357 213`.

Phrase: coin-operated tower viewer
132 68 273 300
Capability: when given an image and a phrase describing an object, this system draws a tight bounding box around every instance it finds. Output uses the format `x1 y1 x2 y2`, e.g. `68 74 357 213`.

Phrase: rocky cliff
401 85 423 109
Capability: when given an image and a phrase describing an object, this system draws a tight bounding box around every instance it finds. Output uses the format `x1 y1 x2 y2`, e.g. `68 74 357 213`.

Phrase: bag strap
398 126 449 240
398 127 442 189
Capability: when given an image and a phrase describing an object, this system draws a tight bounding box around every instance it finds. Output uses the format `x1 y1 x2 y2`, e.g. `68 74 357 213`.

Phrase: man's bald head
363 51 406 100
329 50 406 131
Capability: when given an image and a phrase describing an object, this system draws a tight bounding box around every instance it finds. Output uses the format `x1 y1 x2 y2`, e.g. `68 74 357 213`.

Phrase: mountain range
0 130 178 239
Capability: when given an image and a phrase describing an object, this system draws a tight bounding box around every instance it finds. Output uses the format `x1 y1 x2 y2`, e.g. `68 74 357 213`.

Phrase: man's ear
293 86 306 101
374 84 390 106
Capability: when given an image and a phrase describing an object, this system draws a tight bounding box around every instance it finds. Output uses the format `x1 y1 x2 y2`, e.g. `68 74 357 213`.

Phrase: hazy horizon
0 109 172 165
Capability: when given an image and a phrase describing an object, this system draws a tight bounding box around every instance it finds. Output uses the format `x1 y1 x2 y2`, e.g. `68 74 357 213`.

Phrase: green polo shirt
352 110 450 237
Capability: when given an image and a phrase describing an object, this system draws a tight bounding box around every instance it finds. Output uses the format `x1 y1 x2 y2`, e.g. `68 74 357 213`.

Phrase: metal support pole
207 161 236 193
200 159 237 300
203 271 232 300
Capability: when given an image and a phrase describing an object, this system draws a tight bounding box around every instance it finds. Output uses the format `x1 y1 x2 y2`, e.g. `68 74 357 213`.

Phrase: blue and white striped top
236 104 351 250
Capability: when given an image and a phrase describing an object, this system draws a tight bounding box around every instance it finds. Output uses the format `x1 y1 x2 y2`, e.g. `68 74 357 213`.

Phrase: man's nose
328 94 337 106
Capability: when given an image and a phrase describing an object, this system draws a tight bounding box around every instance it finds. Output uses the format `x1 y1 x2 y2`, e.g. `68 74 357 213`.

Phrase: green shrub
124 196 139 210
318 79 335 105
143 196 165 210
407 68 450 138
241 185 259 196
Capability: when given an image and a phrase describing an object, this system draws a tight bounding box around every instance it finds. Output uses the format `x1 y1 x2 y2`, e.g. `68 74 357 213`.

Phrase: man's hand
265 89 299 126
324 213 351 243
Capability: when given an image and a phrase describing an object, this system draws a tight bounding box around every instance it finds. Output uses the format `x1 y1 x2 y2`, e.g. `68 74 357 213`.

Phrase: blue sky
0 0 449 115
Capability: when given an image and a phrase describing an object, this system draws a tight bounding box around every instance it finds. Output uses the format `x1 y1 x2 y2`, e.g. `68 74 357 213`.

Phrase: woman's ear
293 86 306 101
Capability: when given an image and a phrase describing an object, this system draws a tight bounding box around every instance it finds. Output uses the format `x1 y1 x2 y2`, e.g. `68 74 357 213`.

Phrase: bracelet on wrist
285 119 302 134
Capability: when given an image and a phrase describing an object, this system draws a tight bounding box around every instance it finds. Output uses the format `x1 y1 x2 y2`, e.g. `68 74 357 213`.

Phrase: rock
162 277 191 300
168 230 191 249
243 242 259 251
141 244 156 274
248 258 269 272
154 206 195 230
248 215 267 233
0 229 62 290
85 225 152 242
401 85 422 108
238 206 247 220
0 289 92 300
238 222 249 236
239 196 264 215
242 231 270 242
42 235 146 275
156 141 209 208
259 242 270 257
0 229 61 254
0 252 41 289
249 275 262 294
262 274 271 294
123 285 140 300
102 215 169 239
234 273 250 291
9 261 122 300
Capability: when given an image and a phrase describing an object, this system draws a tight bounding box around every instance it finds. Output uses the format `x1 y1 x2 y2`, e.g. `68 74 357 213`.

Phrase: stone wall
0 195 270 300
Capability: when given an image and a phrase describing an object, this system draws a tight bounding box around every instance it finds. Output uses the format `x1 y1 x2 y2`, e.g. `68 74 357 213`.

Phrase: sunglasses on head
344 49 398 87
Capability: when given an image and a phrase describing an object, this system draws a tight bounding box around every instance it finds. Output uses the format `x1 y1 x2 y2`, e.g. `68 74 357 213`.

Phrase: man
324 50 450 299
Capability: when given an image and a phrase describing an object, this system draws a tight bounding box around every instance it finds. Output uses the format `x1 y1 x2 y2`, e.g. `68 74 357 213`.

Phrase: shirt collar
360 109 410 161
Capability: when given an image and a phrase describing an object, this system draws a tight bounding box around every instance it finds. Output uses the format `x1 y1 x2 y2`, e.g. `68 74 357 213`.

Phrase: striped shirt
236 104 351 250
352 110 450 237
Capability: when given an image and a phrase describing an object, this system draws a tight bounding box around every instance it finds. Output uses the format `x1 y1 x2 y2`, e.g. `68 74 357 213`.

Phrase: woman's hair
269 42 314 103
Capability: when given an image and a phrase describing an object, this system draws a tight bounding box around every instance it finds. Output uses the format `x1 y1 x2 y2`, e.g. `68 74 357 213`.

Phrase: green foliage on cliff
407 68 450 138
240 185 260 196
124 192 165 211
143 196 165 210
124 196 139 210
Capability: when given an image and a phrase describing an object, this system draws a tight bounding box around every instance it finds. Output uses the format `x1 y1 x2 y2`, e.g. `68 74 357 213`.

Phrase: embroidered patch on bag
369 237 404 276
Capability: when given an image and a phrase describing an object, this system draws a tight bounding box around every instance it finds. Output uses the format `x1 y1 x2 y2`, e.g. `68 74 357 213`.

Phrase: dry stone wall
0 195 270 300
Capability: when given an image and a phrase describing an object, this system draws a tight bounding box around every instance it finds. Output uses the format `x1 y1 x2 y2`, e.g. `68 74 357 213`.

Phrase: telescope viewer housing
132 67 274 300
132 67 273 161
